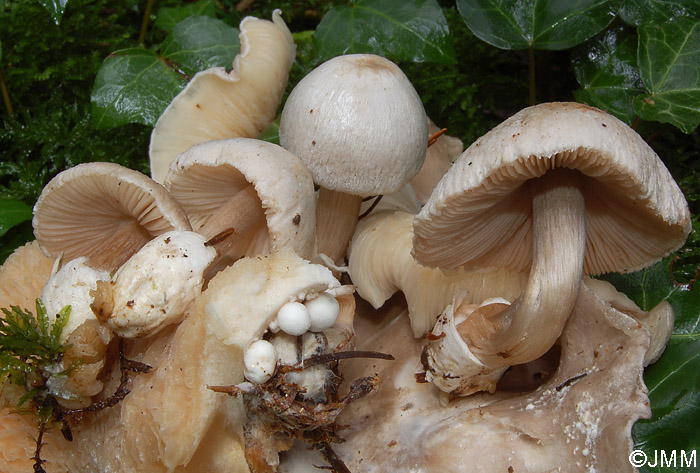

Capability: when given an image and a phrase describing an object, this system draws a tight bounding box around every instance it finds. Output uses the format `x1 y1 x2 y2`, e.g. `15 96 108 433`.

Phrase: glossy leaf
572 25 642 124
154 0 216 33
602 260 700 472
619 0 700 27
91 17 240 129
456 0 620 50
315 0 455 64
37 0 69 25
161 16 240 77
633 17 700 133
0 199 32 238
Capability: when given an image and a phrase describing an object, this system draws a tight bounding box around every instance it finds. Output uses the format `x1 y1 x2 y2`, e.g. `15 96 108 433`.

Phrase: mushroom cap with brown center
279 53 428 197
413 102 691 275
33 162 191 266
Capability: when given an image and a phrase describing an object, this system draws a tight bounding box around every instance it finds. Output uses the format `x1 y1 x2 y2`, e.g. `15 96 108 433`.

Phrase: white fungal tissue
40 256 110 343
244 339 278 384
106 230 216 338
274 291 340 336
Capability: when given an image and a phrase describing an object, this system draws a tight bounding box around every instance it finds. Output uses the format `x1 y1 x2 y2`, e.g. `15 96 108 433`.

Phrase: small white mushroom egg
243 339 278 384
304 292 340 332
276 301 311 336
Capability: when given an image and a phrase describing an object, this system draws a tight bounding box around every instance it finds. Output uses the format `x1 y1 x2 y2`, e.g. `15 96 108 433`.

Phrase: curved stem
0 68 13 116
461 169 586 367
138 0 156 44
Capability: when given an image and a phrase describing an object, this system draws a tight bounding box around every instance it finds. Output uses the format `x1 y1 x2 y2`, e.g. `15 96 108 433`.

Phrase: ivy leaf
257 118 280 145
633 17 700 133
315 0 455 64
37 0 69 25
456 0 620 50
0 199 32 238
572 25 643 125
91 17 240 129
602 260 700 472
154 0 216 33
619 0 700 27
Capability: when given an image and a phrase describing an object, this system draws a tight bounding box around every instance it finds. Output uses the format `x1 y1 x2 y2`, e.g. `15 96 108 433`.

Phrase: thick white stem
465 169 586 367
315 187 362 265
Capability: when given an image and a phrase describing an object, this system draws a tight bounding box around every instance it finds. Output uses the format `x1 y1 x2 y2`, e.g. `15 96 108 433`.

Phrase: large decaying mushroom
164 138 316 273
279 53 428 264
413 102 690 394
33 162 191 273
280 280 653 473
149 10 296 183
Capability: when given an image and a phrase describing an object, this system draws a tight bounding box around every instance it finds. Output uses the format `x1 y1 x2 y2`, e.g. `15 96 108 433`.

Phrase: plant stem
138 0 156 44
0 67 13 116
528 46 536 106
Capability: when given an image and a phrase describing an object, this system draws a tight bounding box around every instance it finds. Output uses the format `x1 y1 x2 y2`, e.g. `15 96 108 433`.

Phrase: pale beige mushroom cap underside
414 102 691 275
165 138 316 260
33 162 191 262
149 9 296 183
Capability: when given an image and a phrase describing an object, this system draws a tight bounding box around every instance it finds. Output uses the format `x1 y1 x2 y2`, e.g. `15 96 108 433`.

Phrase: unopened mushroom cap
414 102 691 275
149 10 296 183
165 138 316 259
33 162 191 263
279 54 428 196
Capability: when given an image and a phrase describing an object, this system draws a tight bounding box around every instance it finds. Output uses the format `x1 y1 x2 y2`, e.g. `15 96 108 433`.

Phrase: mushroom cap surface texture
33 162 191 263
279 53 428 196
149 9 296 183
165 138 316 260
414 102 691 275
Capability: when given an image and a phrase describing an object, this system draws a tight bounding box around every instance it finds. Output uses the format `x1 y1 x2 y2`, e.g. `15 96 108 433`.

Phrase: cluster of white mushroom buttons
243 292 340 384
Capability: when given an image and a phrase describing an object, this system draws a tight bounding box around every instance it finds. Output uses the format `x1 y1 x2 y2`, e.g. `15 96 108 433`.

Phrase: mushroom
91 230 217 338
280 279 654 473
279 53 428 265
413 102 690 395
348 209 527 337
164 138 316 275
33 162 191 273
149 9 296 183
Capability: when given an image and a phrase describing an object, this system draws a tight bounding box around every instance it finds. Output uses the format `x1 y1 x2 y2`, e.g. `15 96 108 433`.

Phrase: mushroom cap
33 162 191 262
0 241 54 311
413 102 691 275
279 54 428 197
165 138 316 260
149 10 296 183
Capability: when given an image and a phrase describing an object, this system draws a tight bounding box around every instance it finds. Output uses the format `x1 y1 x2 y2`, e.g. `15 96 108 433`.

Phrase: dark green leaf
602 260 700 471
91 48 186 128
456 0 620 50
572 25 643 124
91 17 240 128
257 118 280 145
619 0 700 27
37 0 69 25
154 0 216 33
633 18 700 133
161 16 240 77
315 0 455 64
0 199 32 238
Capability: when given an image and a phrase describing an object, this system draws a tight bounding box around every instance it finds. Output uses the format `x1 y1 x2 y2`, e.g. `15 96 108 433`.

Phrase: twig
0 67 13 116
358 195 383 220
427 128 447 147
138 0 156 44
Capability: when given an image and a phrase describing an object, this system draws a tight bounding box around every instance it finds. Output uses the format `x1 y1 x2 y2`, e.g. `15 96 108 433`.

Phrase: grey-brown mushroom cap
279 54 428 197
164 138 317 260
33 162 192 261
413 102 691 275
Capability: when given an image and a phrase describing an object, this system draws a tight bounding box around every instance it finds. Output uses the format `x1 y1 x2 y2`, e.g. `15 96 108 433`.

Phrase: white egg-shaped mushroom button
280 53 428 265
33 162 191 273
92 230 216 338
304 292 340 332
413 102 691 395
149 9 296 183
165 138 316 274
276 301 311 336
243 339 277 384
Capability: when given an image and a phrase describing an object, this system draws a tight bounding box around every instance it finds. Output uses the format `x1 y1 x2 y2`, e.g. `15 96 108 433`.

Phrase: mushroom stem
461 168 586 367
196 184 266 262
315 187 362 265
88 219 152 272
